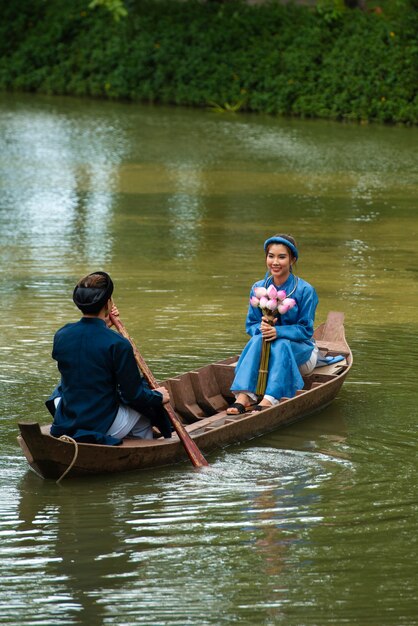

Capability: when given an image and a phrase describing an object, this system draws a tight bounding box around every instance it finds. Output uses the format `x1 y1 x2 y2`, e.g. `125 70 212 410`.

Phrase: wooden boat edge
17 311 352 479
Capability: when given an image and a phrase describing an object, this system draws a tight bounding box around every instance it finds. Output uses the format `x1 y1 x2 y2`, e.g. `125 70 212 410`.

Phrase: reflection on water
167 165 206 260
0 103 125 275
1 93 418 626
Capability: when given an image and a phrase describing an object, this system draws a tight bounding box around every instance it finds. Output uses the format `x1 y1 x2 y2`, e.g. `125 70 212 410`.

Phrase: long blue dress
231 273 318 400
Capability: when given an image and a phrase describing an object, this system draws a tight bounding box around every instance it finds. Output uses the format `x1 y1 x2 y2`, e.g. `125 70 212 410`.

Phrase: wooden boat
17 311 351 480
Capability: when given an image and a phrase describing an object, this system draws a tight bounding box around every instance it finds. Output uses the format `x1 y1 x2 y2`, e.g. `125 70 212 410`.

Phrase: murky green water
1 93 417 625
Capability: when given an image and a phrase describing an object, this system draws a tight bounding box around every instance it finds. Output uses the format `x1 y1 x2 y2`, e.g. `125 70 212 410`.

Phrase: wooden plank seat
165 374 207 423
210 364 236 400
315 342 350 358
190 365 229 415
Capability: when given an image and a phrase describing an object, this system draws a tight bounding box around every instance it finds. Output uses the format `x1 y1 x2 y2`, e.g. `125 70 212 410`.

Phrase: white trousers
106 404 153 439
298 344 319 375
106 404 153 440
53 397 153 440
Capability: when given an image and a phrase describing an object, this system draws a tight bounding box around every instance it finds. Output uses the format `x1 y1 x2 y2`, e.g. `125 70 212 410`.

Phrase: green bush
0 0 417 123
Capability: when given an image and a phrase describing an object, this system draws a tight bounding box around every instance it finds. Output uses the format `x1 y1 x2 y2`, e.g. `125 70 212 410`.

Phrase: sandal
249 403 272 412
226 402 250 415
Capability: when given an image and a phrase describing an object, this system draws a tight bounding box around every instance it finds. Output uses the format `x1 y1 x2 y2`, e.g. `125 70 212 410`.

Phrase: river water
0 93 417 625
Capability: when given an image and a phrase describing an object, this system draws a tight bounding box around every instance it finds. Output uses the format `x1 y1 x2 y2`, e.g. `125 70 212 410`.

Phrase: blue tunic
231 274 318 400
47 317 170 445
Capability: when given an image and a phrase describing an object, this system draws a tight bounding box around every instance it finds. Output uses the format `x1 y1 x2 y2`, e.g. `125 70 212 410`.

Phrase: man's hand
155 386 170 405
106 302 120 328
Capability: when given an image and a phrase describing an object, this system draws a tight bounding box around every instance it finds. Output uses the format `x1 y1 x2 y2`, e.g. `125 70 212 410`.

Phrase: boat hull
17 311 351 479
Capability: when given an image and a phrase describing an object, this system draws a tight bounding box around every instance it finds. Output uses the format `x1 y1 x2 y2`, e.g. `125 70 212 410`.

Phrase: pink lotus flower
283 297 296 308
250 296 260 307
254 287 268 299
266 298 278 311
278 303 290 314
277 290 287 301
259 296 269 309
266 284 278 299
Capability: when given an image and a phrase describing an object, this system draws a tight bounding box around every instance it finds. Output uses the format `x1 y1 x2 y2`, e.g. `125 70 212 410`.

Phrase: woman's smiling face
266 244 294 284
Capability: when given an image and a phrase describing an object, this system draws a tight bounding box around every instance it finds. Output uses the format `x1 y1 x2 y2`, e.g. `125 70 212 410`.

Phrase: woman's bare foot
257 399 273 407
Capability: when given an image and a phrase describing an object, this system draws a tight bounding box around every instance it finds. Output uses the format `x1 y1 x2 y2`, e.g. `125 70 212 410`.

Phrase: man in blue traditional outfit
227 234 319 414
46 271 172 445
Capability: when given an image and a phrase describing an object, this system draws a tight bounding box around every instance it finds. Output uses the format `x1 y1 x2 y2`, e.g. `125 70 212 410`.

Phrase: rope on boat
56 435 79 484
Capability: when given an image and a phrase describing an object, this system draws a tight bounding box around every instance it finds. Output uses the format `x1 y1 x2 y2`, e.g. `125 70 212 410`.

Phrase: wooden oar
109 311 209 468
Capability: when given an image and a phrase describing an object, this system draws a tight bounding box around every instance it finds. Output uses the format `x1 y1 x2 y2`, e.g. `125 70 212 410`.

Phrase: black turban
72 271 114 314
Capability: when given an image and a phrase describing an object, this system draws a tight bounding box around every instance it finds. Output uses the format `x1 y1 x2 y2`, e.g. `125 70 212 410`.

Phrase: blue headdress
263 236 298 260
262 237 299 292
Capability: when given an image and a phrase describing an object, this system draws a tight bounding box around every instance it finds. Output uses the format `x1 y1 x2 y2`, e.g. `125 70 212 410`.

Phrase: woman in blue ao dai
227 234 319 414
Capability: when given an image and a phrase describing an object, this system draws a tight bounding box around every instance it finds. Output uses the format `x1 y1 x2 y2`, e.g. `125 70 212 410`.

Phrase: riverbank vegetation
0 0 417 124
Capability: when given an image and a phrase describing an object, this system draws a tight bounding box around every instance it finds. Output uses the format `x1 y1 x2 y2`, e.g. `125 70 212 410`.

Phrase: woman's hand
260 316 277 342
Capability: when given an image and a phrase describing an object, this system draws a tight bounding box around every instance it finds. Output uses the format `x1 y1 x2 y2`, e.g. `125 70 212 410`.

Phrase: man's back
51 317 127 438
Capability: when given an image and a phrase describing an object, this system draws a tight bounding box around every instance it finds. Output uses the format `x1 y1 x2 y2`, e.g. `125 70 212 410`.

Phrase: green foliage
0 0 416 124
89 0 128 21
316 0 346 24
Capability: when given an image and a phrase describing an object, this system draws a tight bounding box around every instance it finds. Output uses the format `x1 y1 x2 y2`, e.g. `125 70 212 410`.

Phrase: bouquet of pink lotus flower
250 284 296 395
251 284 296 317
